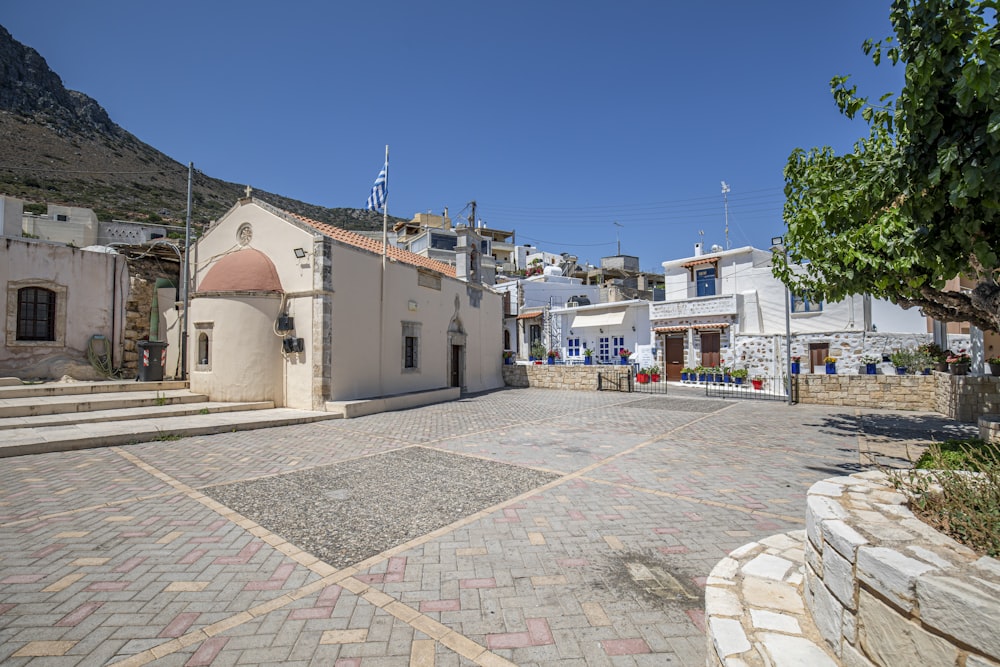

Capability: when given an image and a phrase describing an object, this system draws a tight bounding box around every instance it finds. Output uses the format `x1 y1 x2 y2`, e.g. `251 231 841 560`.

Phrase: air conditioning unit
566 300 579 308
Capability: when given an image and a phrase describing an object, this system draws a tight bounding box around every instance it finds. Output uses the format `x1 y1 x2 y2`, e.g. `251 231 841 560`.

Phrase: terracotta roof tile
282 209 457 277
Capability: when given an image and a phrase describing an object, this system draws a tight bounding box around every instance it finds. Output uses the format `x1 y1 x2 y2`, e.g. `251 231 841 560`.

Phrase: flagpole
379 144 388 400
381 144 389 269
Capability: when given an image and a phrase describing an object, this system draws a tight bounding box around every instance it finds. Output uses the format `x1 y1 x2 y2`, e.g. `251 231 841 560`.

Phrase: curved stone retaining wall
706 471 1000 666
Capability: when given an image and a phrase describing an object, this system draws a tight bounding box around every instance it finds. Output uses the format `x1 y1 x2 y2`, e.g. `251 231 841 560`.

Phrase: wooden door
665 337 684 381
700 332 720 368
809 343 828 374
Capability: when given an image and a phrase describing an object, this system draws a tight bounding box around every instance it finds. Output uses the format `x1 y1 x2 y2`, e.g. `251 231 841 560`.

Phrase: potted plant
681 367 693 382
546 349 560 365
988 356 1000 376
730 368 748 385
920 342 949 372
861 355 879 375
824 355 837 374
696 365 707 383
751 375 764 390
636 367 650 384
790 356 801 374
648 365 661 382
583 348 594 365
503 350 514 365
889 348 913 375
530 344 546 362
618 348 631 366
946 349 971 375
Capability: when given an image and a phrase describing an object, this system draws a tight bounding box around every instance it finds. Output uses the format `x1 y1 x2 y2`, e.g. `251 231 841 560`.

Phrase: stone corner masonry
704 471 1000 667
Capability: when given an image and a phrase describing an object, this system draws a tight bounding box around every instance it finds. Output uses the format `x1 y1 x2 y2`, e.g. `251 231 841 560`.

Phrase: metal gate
633 368 669 394
597 371 633 392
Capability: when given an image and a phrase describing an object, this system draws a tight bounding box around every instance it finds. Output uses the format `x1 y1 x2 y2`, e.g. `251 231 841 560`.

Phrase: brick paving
0 387 974 666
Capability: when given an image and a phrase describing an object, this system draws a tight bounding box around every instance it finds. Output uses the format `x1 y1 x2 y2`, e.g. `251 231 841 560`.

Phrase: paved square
0 386 975 666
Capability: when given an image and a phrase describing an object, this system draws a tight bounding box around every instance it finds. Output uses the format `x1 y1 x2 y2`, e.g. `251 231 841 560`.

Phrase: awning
516 311 542 320
681 257 718 268
653 322 731 333
570 310 626 328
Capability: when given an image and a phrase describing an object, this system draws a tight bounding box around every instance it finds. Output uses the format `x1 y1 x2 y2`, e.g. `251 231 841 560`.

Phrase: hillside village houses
3 187 995 400
651 242 975 381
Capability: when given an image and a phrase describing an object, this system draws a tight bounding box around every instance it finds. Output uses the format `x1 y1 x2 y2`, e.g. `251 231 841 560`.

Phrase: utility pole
613 221 623 255
467 200 477 227
181 162 193 381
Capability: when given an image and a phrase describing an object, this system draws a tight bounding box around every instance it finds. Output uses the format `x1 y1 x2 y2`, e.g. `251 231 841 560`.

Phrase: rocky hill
0 24 399 232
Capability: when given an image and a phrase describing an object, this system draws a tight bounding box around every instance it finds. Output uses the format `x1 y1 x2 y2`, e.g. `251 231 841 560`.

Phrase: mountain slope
0 24 399 231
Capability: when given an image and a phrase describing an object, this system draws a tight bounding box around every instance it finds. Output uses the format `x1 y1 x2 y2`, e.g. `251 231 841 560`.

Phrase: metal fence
701 374 796 402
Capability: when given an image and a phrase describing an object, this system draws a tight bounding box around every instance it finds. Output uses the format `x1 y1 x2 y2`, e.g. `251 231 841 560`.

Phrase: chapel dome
198 248 283 293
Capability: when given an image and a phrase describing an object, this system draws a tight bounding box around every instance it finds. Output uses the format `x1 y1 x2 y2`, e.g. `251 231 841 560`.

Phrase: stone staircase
0 380 339 458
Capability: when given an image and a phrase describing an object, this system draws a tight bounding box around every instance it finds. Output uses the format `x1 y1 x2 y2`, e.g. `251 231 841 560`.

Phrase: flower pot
935 361 949 372
504 357 512 365
751 379 763 390
547 357 555 365
637 373 649 384
584 356 592 365
698 373 707 382
895 366 907 375
680 372 688 382
620 357 629 366
990 362 1000 376
825 362 837 374
791 362 800 374
865 363 877 375
949 362 969 375
734 377 744 386
651 374 660 382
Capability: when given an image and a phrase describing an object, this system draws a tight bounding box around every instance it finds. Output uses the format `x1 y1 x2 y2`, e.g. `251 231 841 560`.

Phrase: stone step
0 400 275 430
0 379 187 399
0 389 208 418
0 408 340 458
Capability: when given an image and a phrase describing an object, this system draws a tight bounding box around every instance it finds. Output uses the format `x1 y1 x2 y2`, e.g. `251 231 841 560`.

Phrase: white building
493 264 601 360
188 196 503 412
652 244 930 380
549 299 652 365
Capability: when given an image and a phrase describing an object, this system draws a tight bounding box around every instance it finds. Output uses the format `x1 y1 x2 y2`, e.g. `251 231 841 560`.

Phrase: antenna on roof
721 181 731 250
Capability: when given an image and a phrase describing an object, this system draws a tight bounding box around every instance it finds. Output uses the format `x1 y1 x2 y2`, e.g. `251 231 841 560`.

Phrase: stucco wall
1 238 128 380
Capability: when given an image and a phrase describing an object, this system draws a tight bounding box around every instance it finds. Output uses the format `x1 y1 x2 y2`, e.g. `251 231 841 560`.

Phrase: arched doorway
448 316 466 390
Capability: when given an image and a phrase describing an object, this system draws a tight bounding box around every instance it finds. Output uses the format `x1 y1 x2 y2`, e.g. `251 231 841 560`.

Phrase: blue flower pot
584 356 592 365
865 363 877 375
826 362 836 374
547 357 555 365
620 357 628 366
791 362 800 374
680 372 688 381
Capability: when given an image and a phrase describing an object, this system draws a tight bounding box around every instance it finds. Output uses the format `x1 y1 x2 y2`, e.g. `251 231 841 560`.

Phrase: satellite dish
710 244 724 253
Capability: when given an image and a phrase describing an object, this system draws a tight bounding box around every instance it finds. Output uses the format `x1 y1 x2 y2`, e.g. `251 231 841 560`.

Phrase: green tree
777 0 1000 333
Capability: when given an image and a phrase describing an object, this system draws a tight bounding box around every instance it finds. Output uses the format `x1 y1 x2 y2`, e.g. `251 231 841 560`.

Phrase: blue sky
3 1 902 271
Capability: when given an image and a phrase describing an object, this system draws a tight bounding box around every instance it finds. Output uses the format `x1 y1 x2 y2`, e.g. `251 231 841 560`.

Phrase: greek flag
366 160 388 212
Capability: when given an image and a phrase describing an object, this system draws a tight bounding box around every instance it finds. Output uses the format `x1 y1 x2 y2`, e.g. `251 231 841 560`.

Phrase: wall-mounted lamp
599 328 604 334
570 330 574 335
293 247 307 259
632 325 636 331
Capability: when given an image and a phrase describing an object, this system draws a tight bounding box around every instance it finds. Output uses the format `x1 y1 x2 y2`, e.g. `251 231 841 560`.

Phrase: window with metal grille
404 336 418 368
17 287 56 341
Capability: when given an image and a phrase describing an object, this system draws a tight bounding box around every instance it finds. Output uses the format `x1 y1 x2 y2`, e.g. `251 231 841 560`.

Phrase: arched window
198 332 210 366
16 287 56 341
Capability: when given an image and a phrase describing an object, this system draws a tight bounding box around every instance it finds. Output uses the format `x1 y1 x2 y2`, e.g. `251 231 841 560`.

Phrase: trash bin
137 340 168 381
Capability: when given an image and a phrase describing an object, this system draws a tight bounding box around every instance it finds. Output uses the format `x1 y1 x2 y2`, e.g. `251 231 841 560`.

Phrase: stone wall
122 254 180 377
501 363 624 391
704 471 1000 666
934 372 1000 423
795 374 936 411
804 471 999 666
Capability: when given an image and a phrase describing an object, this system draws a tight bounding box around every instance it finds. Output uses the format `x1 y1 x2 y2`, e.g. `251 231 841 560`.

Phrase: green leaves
782 0 1000 332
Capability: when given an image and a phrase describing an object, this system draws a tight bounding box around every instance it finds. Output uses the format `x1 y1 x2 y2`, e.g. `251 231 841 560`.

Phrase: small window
402 321 421 371
404 336 418 368
198 332 210 367
567 338 580 357
612 336 625 356
16 287 56 341
791 293 823 313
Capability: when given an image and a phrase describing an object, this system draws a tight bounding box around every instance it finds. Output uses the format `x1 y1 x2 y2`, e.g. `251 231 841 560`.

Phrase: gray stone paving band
204 446 560 568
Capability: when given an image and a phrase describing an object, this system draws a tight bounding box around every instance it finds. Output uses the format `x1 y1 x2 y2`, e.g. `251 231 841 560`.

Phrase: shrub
891 438 1000 557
